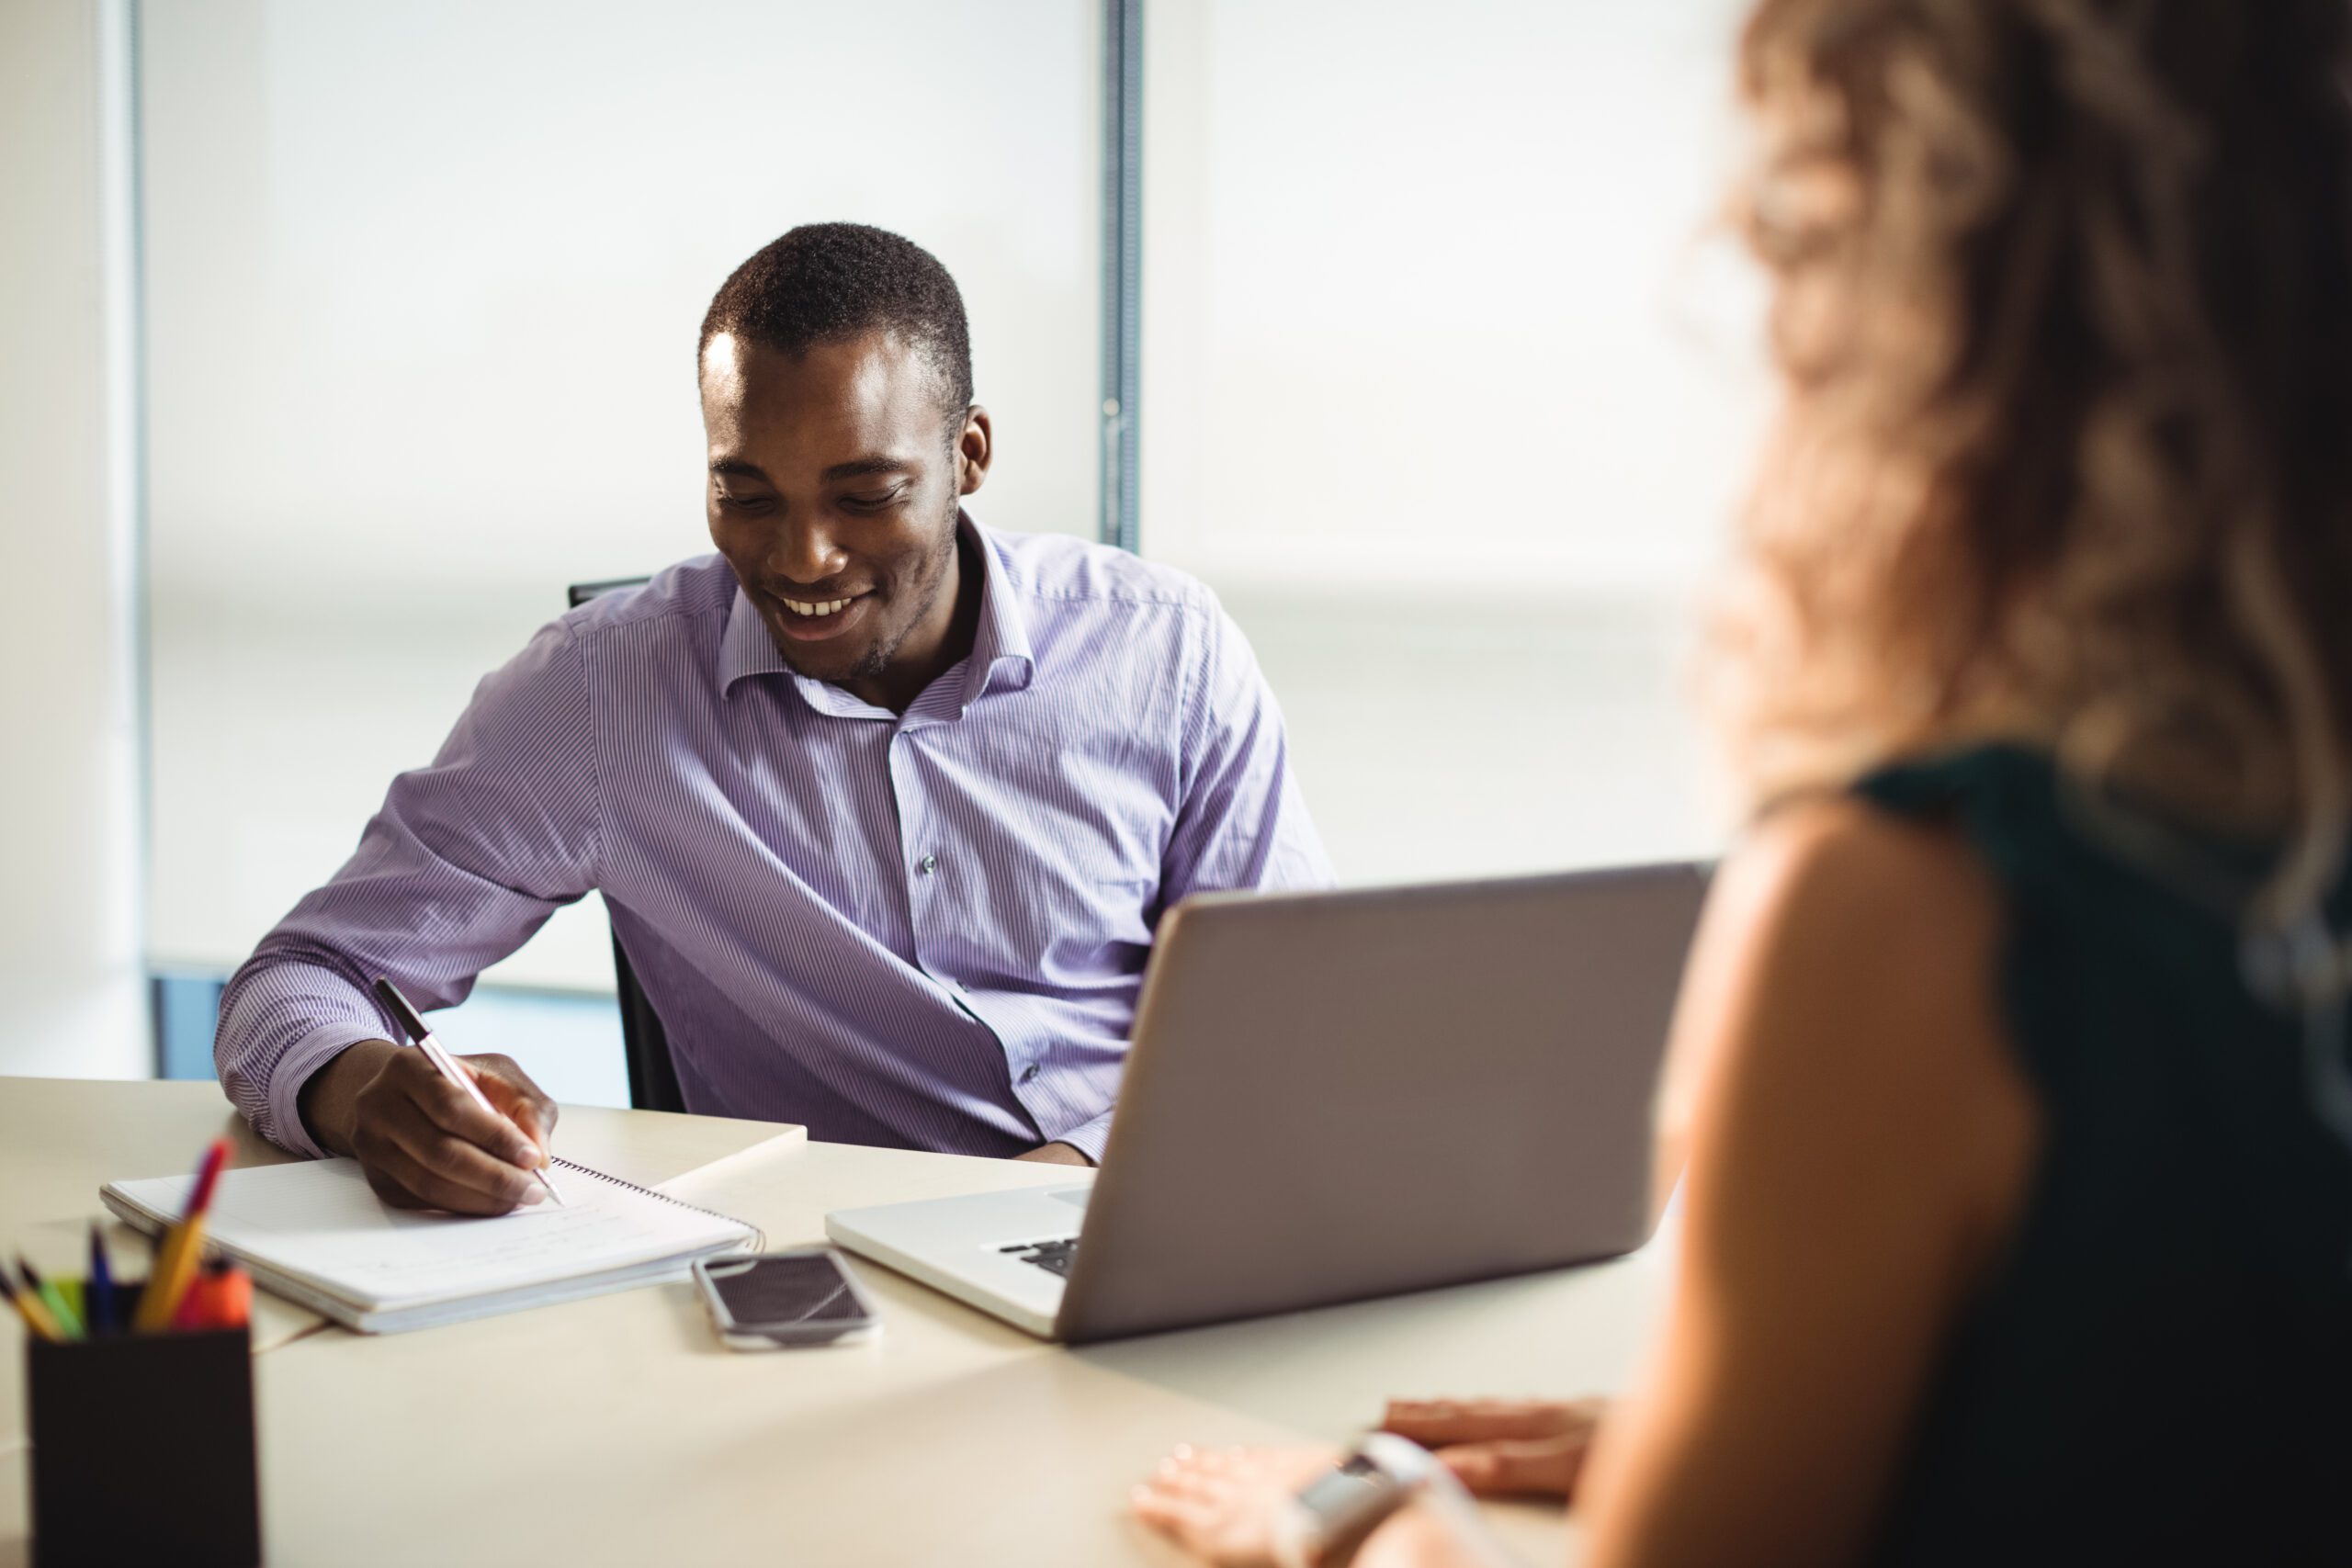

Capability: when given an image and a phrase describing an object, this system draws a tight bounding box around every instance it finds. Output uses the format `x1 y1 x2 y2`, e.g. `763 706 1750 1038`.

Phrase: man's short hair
699 223 974 419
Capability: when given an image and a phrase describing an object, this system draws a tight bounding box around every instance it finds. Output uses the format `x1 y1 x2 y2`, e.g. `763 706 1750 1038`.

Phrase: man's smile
765 591 874 643
779 594 861 617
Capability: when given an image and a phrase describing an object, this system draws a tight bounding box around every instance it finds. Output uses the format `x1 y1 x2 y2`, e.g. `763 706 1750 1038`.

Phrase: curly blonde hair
1716 0 2352 932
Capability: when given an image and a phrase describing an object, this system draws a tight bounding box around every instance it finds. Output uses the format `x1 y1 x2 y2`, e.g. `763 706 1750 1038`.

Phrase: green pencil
16 1257 84 1340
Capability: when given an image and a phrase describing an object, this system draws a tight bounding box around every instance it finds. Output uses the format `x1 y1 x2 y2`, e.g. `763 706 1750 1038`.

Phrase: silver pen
372 976 565 1207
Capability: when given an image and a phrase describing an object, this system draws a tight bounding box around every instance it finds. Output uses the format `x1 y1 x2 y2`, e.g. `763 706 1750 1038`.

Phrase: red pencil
171 1268 218 1332
184 1138 231 1214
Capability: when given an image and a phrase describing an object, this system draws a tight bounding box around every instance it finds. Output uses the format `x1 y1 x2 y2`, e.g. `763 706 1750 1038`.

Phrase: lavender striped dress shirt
215 517 1332 1162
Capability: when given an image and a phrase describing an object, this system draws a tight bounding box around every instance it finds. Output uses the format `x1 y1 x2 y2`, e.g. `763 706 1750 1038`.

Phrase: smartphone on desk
694 1247 881 1348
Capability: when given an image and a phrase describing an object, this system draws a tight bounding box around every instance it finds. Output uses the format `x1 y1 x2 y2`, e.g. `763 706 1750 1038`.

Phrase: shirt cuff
263 1021 396 1159
1052 1109 1114 1166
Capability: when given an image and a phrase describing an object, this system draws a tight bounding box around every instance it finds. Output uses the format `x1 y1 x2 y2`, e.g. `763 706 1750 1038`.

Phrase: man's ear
957 405 993 496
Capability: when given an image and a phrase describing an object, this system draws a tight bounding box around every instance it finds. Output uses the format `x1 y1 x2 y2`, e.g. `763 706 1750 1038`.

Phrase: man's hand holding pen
298 1037 560 1216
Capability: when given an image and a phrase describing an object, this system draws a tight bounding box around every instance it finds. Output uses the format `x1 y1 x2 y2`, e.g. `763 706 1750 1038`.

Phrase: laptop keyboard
1001 1237 1079 1278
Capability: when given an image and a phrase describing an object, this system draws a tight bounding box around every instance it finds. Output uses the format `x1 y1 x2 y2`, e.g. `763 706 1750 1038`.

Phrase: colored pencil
86 1223 117 1334
135 1138 230 1332
172 1266 218 1332
17 1257 84 1340
4 1269 65 1343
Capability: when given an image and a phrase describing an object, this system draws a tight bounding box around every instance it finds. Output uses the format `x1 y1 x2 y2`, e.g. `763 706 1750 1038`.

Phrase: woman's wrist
1277 1435 1443 1567
1349 1497 1480 1568
1280 1436 1522 1568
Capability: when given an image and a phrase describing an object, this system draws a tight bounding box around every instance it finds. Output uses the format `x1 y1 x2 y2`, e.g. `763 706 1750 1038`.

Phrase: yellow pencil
17 1258 84 1340
136 1216 209 1333
135 1138 230 1332
5 1273 65 1343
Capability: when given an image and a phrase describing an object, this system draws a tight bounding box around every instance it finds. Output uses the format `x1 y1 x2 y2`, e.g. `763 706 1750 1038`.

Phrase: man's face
699 330 987 693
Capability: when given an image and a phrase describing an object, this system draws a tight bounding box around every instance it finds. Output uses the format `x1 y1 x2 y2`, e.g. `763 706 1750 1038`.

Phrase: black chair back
567 578 686 1113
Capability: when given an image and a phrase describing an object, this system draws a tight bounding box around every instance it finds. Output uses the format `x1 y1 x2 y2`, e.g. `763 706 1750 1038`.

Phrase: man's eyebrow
821 456 915 483
708 457 768 479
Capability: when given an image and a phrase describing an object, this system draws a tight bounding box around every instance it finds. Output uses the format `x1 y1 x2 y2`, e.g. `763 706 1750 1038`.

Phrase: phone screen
705 1253 869 1328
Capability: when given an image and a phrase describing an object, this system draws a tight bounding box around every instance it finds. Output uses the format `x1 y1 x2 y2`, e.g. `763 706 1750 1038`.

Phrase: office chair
566 578 688 1113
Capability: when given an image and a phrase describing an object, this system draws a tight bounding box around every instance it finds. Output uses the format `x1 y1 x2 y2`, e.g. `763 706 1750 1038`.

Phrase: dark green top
1854 747 2352 1566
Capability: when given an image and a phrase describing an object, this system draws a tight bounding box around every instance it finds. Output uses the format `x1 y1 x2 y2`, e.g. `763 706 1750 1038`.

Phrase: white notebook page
109 1157 752 1309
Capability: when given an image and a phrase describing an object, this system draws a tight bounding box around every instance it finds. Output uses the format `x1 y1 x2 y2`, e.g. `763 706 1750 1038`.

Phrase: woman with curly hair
1136 2 2352 1563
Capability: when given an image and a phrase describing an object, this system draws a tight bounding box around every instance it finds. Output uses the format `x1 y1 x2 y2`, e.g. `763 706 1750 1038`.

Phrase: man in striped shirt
214 224 1331 1214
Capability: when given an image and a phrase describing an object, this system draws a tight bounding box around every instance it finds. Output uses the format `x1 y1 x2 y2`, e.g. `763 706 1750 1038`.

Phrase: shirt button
917 854 938 876
1019 1064 1041 1085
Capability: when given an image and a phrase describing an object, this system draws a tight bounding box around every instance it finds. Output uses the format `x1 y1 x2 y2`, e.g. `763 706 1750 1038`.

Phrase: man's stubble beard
799 502 962 688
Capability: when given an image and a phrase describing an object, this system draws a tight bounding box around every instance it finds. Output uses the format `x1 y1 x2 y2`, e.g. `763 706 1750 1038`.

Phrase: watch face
1295 1454 1395 1536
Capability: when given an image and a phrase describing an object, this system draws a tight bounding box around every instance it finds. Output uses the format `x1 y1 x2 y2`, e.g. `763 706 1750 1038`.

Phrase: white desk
1 1078 1671 1566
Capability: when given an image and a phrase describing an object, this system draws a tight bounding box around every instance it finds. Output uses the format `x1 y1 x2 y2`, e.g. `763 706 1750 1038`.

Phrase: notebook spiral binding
550 1156 768 1254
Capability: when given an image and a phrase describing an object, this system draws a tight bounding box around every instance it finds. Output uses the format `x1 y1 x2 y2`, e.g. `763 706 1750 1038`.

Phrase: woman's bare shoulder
1687 792 2036 1264
1730 793 2002 956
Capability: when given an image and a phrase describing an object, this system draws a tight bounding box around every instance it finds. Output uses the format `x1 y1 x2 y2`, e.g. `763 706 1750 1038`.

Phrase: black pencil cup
26 1325 262 1568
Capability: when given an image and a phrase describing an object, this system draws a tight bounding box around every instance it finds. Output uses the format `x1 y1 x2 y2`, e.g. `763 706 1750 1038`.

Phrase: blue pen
86 1223 117 1335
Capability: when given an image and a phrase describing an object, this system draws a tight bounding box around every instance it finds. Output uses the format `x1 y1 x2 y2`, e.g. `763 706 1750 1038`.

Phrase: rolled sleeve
259 1019 399 1160
1053 1109 1115 1166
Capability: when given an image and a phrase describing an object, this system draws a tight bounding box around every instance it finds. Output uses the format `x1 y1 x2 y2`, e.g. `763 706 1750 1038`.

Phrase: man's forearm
1015 1141 1094 1167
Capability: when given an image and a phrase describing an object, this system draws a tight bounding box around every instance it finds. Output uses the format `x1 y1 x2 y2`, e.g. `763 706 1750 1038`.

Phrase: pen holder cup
25 1323 261 1568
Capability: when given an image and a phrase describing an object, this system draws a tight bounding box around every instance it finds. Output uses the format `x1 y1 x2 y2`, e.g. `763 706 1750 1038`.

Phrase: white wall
0 0 148 1076
1142 0 1765 882
1143 0 1766 593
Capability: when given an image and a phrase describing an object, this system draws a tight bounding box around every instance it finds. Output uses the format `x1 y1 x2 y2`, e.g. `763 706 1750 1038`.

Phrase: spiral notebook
101 1156 765 1334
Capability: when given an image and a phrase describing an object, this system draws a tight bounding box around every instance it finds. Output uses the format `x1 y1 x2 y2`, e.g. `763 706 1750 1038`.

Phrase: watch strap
1274 1435 1443 1568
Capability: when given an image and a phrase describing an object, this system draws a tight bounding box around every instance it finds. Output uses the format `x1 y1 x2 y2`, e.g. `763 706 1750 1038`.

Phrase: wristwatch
1274 1433 1445 1568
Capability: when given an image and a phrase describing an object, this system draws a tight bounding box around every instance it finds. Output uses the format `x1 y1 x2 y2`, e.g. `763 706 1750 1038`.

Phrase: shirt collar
718 578 793 694
718 511 1036 714
957 513 1035 706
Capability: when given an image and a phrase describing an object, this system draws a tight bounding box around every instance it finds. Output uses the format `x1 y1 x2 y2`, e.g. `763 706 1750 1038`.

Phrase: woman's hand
1130 1445 1337 1566
1379 1398 1607 1499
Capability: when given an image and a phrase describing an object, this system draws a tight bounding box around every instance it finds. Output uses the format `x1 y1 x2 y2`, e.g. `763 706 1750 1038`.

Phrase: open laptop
825 862 1710 1344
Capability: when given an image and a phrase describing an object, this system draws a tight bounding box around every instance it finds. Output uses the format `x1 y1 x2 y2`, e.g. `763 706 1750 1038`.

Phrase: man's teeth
782 597 854 617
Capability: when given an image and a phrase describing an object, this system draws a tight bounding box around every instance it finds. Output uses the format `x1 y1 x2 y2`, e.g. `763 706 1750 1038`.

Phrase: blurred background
2 0 1765 1101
